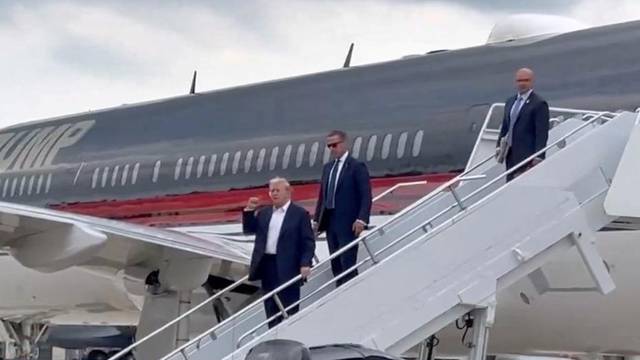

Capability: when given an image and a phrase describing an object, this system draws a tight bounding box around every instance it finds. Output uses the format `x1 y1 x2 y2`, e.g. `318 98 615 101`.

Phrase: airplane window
245 149 254 174
2 178 8 197
309 142 319 167
45 174 52 193
208 154 217 177
412 130 424 157
174 158 183 181
36 175 43 194
366 135 378 161
28 176 35 195
132 163 140 185
283 145 292 170
10 178 17 197
352 137 362 159
256 148 266 172
186 157 195 179
296 144 305 168
152 161 161 183
220 152 229 176
91 168 99 189
19 176 25 196
111 165 120 187
381 134 392 160
269 147 279 171
397 132 408 159
102 167 110 188
197 156 205 178
323 146 330 164
122 164 130 186
232 151 242 175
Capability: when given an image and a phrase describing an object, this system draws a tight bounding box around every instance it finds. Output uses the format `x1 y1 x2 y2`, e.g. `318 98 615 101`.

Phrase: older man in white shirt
243 177 315 328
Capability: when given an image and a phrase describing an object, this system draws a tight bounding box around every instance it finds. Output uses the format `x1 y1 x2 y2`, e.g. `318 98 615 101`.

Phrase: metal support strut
468 308 492 360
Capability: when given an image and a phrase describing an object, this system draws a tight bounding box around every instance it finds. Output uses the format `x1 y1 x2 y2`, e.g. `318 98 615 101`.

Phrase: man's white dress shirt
265 200 291 254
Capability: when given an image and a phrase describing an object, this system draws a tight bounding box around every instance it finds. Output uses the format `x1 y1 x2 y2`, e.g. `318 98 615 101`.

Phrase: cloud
0 0 493 126
569 0 640 25
0 0 638 127
432 0 581 11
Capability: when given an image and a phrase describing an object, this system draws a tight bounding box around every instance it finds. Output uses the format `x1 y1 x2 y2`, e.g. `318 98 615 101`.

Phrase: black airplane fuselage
2 20 640 225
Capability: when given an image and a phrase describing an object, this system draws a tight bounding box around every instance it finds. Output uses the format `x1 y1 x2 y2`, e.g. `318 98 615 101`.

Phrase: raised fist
245 197 260 211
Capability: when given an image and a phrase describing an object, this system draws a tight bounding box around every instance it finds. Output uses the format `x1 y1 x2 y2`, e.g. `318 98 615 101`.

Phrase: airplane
1 13 640 360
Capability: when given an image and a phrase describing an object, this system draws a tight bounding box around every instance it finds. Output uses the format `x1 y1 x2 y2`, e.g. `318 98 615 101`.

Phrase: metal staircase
110 105 639 360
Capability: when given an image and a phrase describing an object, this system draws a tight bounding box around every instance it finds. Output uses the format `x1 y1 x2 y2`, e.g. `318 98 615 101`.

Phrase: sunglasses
327 141 342 148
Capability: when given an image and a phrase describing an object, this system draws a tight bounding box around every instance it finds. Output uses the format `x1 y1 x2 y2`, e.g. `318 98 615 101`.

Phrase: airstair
110 104 640 360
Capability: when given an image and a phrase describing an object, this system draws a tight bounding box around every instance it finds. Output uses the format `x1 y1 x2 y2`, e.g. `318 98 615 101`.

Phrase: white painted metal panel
605 116 640 217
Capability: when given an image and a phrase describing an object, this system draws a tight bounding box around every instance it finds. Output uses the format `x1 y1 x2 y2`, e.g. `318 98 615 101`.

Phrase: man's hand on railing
531 157 543 166
352 220 366 236
300 266 311 280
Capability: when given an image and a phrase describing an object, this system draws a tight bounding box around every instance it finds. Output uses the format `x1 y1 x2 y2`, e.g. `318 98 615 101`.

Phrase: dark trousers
505 152 530 182
259 255 300 328
325 210 359 287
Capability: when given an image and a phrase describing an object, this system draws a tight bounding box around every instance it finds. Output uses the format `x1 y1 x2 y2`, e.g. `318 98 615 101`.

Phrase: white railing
161 109 615 360
107 180 430 360
226 112 615 355
113 104 617 360
464 103 607 171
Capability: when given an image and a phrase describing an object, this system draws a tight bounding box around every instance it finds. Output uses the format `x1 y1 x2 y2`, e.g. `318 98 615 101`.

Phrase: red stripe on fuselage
52 173 457 227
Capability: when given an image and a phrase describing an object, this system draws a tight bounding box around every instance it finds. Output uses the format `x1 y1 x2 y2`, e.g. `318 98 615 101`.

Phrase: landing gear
86 349 108 360
0 320 48 360
135 251 214 360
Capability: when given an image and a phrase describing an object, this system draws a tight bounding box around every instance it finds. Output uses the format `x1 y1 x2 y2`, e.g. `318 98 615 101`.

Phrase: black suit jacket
243 203 315 282
498 91 550 167
314 155 372 234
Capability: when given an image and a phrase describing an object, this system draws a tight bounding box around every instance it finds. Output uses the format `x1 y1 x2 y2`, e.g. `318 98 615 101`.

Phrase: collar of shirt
516 89 533 102
337 151 349 163
273 200 291 213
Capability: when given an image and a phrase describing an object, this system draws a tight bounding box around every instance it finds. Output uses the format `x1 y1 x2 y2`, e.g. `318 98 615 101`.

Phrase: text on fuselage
0 120 94 172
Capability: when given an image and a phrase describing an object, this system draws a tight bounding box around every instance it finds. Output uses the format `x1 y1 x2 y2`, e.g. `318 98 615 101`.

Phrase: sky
1 0 639 127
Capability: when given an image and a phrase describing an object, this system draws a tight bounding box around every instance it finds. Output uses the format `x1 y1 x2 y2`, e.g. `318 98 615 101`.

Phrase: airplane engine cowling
9 224 107 272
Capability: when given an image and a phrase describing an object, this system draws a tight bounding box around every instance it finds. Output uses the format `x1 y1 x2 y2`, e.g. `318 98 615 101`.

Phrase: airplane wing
0 200 251 275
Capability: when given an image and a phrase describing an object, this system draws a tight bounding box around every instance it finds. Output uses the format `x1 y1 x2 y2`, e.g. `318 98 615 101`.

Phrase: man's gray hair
269 177 291 189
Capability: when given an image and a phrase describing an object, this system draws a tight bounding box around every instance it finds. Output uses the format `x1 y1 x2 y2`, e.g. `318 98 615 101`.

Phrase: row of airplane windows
0 173 52 198
91 163 141 189
171 131 425 181
88 131 424 189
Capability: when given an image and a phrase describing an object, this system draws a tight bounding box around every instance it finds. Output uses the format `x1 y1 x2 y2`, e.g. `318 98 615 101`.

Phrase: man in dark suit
314 130 372 286
243 177 315 328
496 68 550 182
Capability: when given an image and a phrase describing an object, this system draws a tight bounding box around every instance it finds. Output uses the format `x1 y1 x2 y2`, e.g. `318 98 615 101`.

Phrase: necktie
507 96 523 146
325 159 340 209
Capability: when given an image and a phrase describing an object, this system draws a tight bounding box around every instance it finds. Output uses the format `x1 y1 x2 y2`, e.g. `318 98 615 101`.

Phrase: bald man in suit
496 68 550 181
